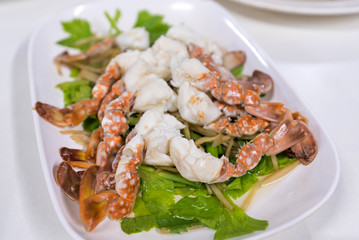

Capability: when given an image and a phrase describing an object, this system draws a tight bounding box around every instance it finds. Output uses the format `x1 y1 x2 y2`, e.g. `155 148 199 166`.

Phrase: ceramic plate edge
230 0 359 15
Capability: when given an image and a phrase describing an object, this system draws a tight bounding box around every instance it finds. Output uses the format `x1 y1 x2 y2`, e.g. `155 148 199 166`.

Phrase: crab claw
55 38 116 63
79 166 101 231
59 147 96 169
55 162 81 202
82 191 119 232
80 166 122 231
60 147 86 162
35 99 98 127
245 102 285 122
240 70 274 94
35 102 72 127
291 121 318 165
265 119 306 155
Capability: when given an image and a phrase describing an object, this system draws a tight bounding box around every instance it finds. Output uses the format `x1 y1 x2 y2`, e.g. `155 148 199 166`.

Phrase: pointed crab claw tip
291 122 318 165
83 190 119 232
59 147 85 161
55 50 87 63
35 102 56 121
265 119 306 155
59 147 71 161
249 70 274 94
265 120 317 166
80 166 102 230
55 162 81 202
35 101 71 127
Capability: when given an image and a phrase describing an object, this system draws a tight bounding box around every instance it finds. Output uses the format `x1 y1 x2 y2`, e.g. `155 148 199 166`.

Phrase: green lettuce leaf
225 174 256 191
171 196 223 226
224 173 258 199
224 154 297 199
121 215 157 234
133 196 152 217
134 10 170 45
214 206 268 240
56 80 92 106
123 165 270 238
82 115 101 132
250 155 274 176
156 217 202 234
173 187 208 197
57 19 93 51
138 166 176 218
277 152 297 168
129 166 209 234
171 196 267 239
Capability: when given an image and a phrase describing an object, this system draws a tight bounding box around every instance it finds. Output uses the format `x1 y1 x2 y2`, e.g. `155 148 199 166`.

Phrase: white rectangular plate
28 0 340 239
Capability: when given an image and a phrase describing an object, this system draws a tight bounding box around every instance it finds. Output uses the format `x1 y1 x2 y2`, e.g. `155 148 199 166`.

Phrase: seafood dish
33 8 318 240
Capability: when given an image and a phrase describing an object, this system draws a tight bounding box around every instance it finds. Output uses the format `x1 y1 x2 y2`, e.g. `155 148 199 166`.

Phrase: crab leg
170 117 317 183
55 38 116 63
187 44 273 104
232 119 317 177
35 63 121 127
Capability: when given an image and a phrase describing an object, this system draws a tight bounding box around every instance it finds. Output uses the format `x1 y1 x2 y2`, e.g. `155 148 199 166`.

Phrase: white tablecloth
1 0 358 239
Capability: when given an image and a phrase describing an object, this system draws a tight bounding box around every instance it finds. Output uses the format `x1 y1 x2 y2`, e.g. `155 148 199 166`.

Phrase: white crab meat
133 109 183 135
151 36 189 79
116 27 150 50
170 136 226 183
127 110 184 166
123 59 155 91
143 125 181 166
167 24 207 51
171 58 211 89
107 50 141 73
133 109 163 136
139 48 157 66
166 24 223 65
177 82 221 125
133 77 177 112
142 111 184 166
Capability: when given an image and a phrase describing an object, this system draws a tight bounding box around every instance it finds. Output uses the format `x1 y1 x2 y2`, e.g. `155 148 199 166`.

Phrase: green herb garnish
134 10 170 45
56 80 93 106
57 19 94 51
104 9 122 36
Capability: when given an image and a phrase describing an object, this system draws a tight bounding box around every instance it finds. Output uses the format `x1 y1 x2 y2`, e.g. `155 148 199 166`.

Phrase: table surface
1 0 358 239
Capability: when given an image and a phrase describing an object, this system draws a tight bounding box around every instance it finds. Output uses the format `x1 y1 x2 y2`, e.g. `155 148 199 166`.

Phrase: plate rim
230 0 359 15
27 0 341 239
